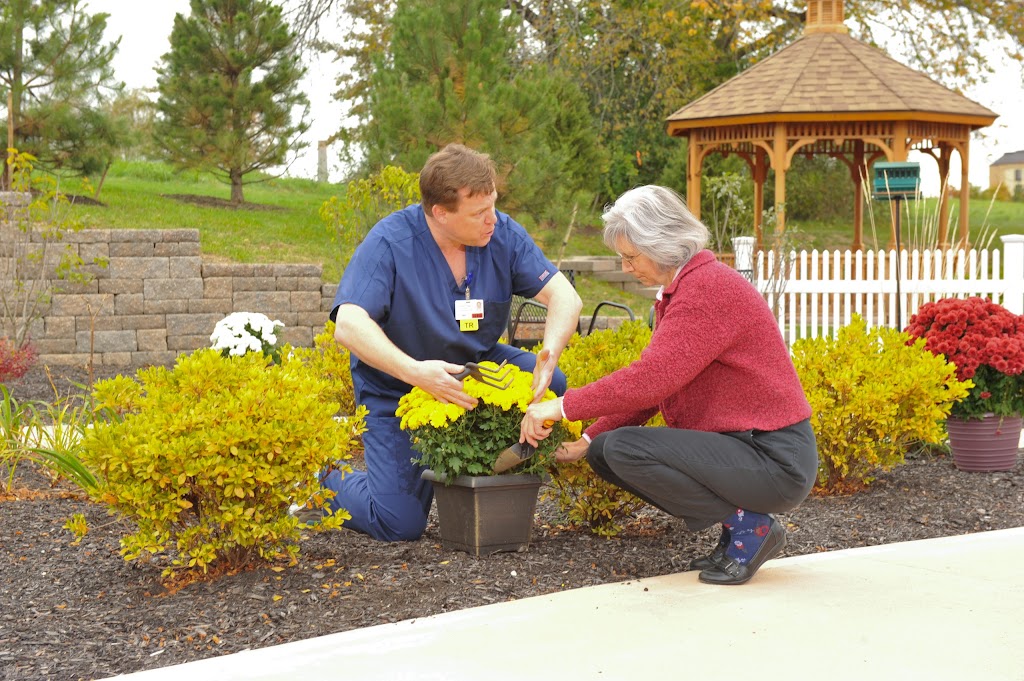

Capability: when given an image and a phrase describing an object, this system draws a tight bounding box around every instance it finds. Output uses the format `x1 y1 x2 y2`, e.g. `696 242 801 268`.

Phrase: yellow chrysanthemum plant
397 361 582 481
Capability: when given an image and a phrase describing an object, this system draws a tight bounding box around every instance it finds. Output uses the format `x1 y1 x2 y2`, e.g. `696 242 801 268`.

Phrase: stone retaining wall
26 229 336 366
18 228 636 367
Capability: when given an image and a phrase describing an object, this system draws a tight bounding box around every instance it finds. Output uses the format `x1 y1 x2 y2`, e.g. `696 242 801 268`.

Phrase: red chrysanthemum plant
905 297 1024 420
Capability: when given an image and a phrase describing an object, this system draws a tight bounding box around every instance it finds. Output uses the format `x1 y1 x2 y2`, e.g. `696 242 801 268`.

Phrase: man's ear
431 203 447 223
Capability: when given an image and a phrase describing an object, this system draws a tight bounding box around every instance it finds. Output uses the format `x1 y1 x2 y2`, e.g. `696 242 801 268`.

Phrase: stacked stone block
29 229 335 367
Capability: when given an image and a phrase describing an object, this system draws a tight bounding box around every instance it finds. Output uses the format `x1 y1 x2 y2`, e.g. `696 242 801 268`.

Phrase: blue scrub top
331 204 558 413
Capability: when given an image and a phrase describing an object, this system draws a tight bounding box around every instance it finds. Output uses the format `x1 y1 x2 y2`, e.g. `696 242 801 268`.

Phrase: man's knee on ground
373 513 428 542
550 368 567 396
371 496 430 542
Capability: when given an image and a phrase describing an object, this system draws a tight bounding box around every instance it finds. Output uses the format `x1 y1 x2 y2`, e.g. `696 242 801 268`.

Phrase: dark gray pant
586 419 818 532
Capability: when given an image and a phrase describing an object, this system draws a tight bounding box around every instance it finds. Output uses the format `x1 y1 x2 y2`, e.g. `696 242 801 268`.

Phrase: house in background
990 150 1024 196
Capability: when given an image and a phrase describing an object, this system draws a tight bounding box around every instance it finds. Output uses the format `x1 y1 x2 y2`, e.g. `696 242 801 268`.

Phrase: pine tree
155 0 309 205
0 0 121 183
317 0 1024 208
350 0 603 224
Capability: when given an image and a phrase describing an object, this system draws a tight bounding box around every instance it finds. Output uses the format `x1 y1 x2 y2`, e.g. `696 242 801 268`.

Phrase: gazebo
666 0 998 250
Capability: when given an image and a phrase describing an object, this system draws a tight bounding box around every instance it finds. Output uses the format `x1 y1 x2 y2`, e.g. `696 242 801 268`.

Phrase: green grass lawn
787 196 1024 253
63 161 1024 318
69 161 348 279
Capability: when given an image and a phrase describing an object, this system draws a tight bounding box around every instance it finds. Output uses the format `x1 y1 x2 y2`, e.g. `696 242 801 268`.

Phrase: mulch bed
161 194 284 211
3 364 1024 680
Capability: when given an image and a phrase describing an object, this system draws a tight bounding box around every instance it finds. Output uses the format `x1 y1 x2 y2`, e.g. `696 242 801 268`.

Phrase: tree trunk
93 160 112 199
230 169 244 205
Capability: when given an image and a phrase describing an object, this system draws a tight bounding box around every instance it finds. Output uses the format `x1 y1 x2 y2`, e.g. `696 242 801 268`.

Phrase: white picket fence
734 234 1024 346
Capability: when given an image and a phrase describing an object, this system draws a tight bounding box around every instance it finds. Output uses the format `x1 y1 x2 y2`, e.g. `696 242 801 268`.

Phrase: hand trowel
493 419 553 473
493 349 555 474
493 441 536 474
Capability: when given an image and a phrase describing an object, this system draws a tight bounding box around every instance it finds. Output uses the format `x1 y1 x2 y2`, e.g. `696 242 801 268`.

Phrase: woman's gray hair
602 185 709 270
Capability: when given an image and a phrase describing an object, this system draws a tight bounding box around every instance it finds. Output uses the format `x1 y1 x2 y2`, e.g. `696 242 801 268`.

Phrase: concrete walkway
109 527 1024 681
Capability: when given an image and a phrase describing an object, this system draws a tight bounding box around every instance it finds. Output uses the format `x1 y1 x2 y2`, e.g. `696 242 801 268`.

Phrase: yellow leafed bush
320 165 421 270
287 321 358 417
552 320 661 536
792 315 970 492
80 349 366 578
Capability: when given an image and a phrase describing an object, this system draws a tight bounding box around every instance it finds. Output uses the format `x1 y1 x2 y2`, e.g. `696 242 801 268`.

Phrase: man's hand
409 360 478 410
530 348 557 403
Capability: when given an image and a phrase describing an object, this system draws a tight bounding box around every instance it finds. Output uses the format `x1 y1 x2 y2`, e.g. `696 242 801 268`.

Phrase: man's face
436 187 498 247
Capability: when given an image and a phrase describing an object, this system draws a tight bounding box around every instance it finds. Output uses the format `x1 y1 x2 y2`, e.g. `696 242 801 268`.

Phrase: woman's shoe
698 518 786 586
689 528 729 570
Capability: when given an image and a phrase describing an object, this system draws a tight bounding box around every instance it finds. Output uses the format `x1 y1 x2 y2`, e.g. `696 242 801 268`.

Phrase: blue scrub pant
324 344 567 541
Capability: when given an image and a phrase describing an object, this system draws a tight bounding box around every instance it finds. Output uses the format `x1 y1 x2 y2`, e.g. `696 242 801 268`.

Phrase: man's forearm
334 304 416 384
541 291 582 358
536 274 582 358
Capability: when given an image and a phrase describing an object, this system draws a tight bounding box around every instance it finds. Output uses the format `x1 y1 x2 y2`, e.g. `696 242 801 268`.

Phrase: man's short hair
420 144 497 213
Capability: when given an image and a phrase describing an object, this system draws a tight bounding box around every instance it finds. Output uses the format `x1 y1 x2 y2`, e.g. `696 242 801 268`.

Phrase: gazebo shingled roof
670 32 996 123
666 0 998 250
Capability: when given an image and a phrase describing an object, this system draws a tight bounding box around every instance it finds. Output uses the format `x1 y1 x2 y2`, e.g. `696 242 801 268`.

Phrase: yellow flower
397 362 582 441
444 402 465 423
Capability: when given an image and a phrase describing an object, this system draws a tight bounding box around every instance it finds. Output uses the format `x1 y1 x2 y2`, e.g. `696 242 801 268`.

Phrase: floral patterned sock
722 508 773 565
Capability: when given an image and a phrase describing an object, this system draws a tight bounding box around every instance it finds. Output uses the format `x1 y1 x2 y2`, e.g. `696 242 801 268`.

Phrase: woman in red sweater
521 185 818 586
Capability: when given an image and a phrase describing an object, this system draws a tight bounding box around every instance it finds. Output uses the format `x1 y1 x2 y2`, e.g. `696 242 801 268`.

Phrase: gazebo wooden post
851 140 865 251
935 144 952 249
772 122 787 237
892 122 909 161
959 144 970 249
687 135 702 220
753 147 768 248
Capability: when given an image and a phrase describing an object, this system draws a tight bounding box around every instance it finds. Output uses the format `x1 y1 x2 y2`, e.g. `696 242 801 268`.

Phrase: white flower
210 312 284 359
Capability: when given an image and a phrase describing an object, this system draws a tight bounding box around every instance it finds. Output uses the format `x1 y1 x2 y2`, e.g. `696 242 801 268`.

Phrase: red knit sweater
563 250 811 438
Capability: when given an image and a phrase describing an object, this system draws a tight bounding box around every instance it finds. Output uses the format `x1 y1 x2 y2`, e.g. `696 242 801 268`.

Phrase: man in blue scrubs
324 144 582 541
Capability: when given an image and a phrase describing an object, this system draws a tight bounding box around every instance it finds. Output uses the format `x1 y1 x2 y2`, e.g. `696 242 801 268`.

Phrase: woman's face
614 235 671 287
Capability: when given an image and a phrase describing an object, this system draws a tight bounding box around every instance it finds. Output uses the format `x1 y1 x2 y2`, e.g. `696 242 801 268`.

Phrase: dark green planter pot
421 469 543 556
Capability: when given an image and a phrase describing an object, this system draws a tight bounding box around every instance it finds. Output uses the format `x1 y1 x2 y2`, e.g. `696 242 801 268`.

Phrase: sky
88 0 1024 194
88 0 349 181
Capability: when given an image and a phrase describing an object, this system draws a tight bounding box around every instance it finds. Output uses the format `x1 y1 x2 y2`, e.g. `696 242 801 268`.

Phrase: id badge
455 299 484 332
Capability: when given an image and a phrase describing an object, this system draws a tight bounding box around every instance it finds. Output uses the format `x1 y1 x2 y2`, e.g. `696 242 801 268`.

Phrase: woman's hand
520 397 563 446
555 439 589 463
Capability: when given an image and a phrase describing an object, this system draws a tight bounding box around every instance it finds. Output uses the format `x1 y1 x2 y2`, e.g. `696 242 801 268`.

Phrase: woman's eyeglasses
619 250 642 266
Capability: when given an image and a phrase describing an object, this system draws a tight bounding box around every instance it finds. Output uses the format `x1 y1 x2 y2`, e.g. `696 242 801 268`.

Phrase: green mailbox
872 161 920 199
